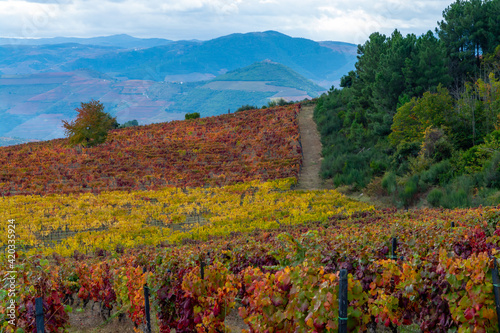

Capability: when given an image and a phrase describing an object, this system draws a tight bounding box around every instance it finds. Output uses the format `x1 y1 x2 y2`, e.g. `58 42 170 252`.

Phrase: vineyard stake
200 260 205 280
143 267 152 333
451 221 455 228
391 237 398 260
491 258 500 331
35 297 45 333
338 269 348 333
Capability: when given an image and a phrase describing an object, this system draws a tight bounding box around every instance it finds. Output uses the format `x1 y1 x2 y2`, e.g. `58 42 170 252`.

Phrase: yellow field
0 178 373 256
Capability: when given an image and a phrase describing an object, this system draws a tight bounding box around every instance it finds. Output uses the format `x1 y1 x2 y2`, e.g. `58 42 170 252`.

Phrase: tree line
314 0 500 208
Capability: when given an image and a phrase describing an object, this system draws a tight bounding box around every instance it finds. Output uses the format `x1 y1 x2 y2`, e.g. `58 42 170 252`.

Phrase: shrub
399 175 419 208
419 160 453 187
236 105 258 112
480 151 500 188
441 189 470 208
185 112 200 120
119 120 139 128
369 159 388 176
438 175 475 208
427 188 443 207
267 98 288 108
391 141 421 174
381 172 397 194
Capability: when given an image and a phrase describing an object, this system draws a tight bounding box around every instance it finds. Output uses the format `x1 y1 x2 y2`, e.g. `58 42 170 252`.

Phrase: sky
0 0 454 44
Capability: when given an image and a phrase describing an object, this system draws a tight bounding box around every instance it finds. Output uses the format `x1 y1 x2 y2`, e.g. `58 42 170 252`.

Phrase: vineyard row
2 206 500 332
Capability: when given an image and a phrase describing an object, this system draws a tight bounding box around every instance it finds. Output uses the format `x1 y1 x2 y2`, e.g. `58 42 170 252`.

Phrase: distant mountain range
0 34 173 49
0 31 357 144
0 31 356 88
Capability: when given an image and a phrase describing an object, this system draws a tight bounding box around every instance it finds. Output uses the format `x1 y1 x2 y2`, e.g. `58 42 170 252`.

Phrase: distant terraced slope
165 61 326 116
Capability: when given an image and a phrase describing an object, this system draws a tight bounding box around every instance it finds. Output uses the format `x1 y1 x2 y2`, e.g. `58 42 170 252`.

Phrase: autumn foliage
0 105 302 196
3 206 500 332
62 99 117 147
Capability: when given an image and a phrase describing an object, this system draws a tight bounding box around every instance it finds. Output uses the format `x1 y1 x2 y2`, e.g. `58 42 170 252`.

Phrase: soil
295 104 333 191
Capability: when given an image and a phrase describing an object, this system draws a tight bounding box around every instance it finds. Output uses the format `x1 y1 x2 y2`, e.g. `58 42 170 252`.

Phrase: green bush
457 146 491 174
419 160 453 187
370 159 388 176
381 172 397 194
119 120 139 128
441 189 470 208
399 175 419 208
481 152 500 188
267 98 289 108
475 188 500 206
391 141 421 175
437 175 474 208
185 112 200 120
236 105 258 112
427 188 443 207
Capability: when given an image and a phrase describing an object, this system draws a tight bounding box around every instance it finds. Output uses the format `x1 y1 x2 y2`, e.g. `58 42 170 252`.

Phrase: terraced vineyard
3 207 500 332
0 177 370 256
0 105 301 196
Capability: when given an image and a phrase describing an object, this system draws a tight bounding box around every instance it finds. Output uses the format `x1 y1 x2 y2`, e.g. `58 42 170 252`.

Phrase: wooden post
200 260 205 280
142 267 152 333
491 258 500 332
451 221 455 228
338 269 348 333
391 237 398 260
35 297 45 333
143 286 152 332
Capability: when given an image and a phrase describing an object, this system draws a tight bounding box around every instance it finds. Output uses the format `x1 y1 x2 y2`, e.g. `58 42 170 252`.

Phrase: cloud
0 0 454 43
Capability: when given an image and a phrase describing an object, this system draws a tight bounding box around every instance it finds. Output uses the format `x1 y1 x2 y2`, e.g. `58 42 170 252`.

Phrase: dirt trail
295 104 331 190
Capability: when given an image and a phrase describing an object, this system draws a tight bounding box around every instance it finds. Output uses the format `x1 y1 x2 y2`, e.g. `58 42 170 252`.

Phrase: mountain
0 61 324 141
0 34 172 49
0 137 39 147
0 70 183 141
0 44 124 75
64 31 356 87
0 31 357 141
0 31 357 87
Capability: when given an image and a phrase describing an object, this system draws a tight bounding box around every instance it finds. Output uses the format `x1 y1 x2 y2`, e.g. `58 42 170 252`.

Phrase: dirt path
295 104 331 190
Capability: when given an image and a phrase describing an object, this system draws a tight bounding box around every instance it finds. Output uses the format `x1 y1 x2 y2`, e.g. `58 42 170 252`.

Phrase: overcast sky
1 0 454 44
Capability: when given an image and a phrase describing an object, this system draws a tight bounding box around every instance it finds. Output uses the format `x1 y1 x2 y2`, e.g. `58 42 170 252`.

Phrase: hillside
0 62 321 140
0 136 38 147
163 61 326 116
0 105 302 196
0 71 182 140
212 60 326 97
313 1 500 210
0 43 123 75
